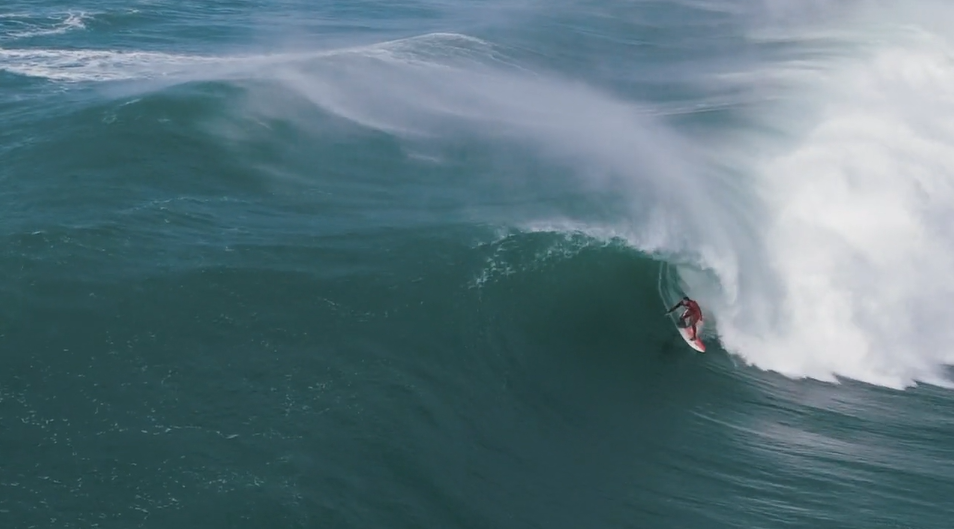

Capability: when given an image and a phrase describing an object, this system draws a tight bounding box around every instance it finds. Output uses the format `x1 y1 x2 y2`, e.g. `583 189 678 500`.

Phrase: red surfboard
677 318 705 353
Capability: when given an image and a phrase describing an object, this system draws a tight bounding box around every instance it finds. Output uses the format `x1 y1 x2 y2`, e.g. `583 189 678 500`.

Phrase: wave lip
0 32 507 85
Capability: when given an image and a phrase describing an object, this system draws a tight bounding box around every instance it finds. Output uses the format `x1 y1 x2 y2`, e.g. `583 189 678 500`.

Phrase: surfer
666 296 702 340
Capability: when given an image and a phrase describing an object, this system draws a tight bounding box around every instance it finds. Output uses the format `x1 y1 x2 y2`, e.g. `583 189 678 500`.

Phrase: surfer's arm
664 301 684 314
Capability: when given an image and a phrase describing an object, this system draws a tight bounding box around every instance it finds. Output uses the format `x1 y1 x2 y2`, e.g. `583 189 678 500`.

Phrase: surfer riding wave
666 296 702 341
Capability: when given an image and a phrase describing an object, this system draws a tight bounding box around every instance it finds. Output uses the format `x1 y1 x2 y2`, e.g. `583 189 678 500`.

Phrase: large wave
9 0 954 389
241 5 954 389
519 1 954 389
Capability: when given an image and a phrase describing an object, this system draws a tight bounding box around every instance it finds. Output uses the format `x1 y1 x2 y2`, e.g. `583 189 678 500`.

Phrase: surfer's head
683 296 690 301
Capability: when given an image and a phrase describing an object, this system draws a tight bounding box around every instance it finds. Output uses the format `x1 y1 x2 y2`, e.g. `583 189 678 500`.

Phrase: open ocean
3 1 954 527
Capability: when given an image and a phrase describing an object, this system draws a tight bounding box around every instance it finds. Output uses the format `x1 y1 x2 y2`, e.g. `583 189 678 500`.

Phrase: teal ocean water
3 1 954 527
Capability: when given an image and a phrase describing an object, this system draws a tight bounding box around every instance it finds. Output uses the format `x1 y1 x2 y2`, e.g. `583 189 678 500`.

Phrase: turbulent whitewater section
694 5 954 389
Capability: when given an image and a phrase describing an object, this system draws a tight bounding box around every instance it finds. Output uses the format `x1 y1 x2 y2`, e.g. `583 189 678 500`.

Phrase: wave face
3 1 954 528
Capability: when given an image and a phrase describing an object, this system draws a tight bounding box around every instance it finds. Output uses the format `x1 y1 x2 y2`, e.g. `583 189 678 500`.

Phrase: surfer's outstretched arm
665 301 684 315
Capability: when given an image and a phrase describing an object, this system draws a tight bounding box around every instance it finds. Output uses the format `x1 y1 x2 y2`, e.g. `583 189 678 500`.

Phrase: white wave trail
0 47 228 82
3 11 89 40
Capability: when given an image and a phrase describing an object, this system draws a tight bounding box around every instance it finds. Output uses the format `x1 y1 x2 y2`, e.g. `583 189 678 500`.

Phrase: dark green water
3 1 954 528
